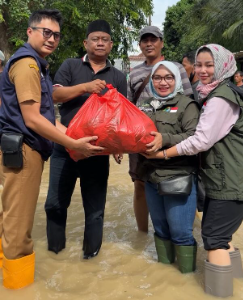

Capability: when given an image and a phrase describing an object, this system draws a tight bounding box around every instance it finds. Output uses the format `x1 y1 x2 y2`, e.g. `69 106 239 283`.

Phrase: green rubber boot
175 243 197 273
154 234 175 264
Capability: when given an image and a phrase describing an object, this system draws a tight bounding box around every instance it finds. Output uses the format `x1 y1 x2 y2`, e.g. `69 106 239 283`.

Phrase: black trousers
45 146 109 257
202 197 243 250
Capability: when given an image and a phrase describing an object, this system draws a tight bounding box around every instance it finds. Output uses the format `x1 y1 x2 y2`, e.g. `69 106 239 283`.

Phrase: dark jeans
145 176 197 246
45 146 109 257
202 197 243 250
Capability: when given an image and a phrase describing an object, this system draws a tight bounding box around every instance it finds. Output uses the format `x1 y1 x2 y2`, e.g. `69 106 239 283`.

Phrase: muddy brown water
0 155 243 299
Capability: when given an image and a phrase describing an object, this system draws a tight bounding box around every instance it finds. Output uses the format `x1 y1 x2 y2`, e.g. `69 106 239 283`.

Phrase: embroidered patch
139 107 153 112
202 101 207 110
170 107 178 113
163 107 178 113
29 64 39 71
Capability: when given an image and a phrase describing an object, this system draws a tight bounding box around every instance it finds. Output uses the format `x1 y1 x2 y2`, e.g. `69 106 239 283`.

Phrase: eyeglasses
89 37 111 44
152 75 175 83
31 27 61 41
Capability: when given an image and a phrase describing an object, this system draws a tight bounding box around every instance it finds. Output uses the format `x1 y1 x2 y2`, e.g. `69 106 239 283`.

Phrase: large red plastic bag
66 84 157 157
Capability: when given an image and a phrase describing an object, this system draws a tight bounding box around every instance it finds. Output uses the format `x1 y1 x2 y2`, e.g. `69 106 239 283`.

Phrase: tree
196 0 243 51
162 0 243 62
163 0 197 61
0 0 153 73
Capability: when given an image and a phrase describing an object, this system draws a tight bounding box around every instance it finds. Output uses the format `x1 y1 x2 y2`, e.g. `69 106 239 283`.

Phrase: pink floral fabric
196 44 237 99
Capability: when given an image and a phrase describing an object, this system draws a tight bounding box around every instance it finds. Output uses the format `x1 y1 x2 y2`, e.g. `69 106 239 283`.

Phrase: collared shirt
9 57 41 104
127 59 193 106
53 55 127 127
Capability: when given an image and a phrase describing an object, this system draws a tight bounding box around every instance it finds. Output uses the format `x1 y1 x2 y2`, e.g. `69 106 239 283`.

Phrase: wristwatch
163 149 170 160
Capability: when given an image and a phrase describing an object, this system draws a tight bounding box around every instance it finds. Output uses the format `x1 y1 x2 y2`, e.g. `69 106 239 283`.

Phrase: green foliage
201 0 243 50
163 0 243 62
163 0 197 61
0 0 153 74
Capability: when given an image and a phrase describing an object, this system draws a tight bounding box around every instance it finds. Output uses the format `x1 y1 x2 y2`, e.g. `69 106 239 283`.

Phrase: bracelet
163 149 170 160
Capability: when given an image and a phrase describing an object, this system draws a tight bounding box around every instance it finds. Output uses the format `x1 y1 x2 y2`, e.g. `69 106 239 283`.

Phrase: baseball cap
0 50 5 61
139 26 163 41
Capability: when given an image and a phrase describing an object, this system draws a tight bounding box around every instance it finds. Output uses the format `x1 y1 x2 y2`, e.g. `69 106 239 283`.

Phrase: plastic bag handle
106 84 114 90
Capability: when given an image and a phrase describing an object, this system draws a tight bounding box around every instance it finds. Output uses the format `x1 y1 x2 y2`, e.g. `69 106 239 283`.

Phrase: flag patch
163 107 178 113
202 101 207 110
170 107 178 113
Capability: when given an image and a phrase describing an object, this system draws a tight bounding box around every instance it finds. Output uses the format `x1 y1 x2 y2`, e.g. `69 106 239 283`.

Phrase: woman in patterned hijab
142 44 243 298
195 43 237 99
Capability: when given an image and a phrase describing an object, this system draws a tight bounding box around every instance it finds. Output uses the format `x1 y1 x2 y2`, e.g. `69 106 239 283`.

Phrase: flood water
1 155 243 299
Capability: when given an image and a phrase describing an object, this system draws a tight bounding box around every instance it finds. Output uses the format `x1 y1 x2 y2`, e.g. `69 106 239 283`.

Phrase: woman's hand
146 132 162 153
140 151 164 159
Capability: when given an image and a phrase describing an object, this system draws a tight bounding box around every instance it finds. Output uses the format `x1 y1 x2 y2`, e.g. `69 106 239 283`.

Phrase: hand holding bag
157 174 193 196
66 84 158 158
1 133 24 168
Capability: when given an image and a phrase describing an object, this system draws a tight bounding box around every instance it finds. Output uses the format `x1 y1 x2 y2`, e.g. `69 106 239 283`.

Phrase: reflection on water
1 155 243 299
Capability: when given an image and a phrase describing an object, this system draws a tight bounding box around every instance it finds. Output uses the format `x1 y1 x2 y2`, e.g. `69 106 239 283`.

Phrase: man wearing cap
45 19 127 259
128 26 193 232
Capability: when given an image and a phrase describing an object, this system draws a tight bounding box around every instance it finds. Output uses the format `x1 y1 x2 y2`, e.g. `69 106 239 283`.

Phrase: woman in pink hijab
142 44 243 298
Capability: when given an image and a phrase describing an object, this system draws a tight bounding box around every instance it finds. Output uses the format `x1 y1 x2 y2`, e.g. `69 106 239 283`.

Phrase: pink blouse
176 97 240 156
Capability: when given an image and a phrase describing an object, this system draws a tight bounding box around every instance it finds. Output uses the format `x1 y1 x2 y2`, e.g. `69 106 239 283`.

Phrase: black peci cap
86 20 111 37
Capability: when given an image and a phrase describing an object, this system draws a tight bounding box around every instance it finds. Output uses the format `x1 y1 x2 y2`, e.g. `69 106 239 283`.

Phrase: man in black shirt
234 71 243 89
182 51 199 102
45 20 127 259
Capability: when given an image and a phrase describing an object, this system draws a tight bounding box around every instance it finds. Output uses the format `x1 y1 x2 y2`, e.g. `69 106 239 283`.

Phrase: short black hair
235 71 243 77
28 9 63 28
183 51 197 64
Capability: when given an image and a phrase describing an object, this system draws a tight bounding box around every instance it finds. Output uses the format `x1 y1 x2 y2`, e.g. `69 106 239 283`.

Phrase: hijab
196 44 237 99
149 61 184 101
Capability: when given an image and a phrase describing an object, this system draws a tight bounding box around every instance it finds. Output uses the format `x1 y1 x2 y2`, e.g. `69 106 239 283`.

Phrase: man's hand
71 136 105 161
84 79 106 94
113 153 123 164
146 131 162 153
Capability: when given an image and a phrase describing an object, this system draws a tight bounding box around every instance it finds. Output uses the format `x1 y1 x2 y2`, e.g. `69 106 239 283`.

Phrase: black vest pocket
40 78 50 110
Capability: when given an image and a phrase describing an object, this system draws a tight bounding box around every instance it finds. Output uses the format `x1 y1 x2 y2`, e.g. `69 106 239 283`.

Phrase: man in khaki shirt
0 9 104 290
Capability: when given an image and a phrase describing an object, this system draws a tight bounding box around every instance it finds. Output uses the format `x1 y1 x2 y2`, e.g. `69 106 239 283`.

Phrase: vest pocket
155 113 179 134
201 151 225 191
40 79 50 111
200 168 224 191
